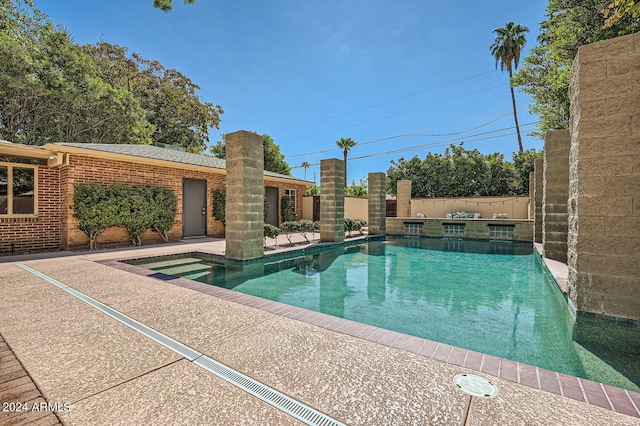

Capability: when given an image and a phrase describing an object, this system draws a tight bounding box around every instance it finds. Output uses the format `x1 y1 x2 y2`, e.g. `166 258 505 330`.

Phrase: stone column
542 130 570 263
533 158 544 244
367 172 386 236
529 171 535 220
225 130 264 260
568 32 640 320
320 158 345 243
397 180 411 217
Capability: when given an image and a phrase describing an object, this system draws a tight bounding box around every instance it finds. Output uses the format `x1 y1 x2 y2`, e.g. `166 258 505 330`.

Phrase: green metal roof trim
53 143 309 183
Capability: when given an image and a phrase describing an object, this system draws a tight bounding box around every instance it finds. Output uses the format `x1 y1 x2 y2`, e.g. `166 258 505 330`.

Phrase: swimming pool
128 236 640 392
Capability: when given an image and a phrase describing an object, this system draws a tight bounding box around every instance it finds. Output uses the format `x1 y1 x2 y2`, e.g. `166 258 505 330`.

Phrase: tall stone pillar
542 130 570 263
533 158 544 244
225 130 264 260
397 180 411 217
320 158 345 243
529 171 535 220
368 172 386 235
568 32 640 320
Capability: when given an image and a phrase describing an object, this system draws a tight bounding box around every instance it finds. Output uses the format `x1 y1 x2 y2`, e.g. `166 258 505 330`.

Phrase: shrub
147 187 177 241
113 185 152 246
345 218 366 237
280 195 296 222
299 219 314 242
280 221 300 245
73 183 177 249
212 189 226 223
264 224 280 248
73 184 119 249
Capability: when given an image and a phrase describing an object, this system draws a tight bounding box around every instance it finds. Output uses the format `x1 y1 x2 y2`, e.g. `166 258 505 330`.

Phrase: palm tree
301 161 311 180
336 137 357 187
490 22 528 152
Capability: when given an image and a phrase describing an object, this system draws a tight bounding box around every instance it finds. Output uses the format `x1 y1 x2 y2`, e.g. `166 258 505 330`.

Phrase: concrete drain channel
18 263 345 426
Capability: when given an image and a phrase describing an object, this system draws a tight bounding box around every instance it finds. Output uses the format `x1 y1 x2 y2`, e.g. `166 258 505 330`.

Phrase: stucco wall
411 196 530 219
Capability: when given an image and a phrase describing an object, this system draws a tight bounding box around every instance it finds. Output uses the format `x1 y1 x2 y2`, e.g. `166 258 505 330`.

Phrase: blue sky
38 0 548 183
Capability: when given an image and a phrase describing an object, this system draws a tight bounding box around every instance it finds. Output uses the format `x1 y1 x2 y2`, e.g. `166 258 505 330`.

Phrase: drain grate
17 263 345 426
194 356 344 426
18 263 201 360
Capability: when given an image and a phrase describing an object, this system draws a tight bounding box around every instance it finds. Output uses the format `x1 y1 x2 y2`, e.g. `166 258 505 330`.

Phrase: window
489 224 514 238
285 189 296 206
0 163 37 216
443 223 465 236
404 222 423 236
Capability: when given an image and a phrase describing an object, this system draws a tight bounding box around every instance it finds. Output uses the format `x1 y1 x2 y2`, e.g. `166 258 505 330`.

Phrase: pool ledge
534 242 569 294
104 257 640 419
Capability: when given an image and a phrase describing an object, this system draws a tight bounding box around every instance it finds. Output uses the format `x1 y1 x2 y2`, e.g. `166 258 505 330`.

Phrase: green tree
336 137 357 187
300 161 311 180
386 144 525 198
84 42 223 153
512 149 544 195
346 178 368 197
512 0 640 136
209 133 292 175
153 0 196 11
490 22 529 152
0 1 152 145
604 0 640 26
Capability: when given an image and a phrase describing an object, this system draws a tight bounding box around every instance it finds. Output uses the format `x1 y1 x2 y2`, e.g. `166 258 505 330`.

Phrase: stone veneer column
225 130 264 260
397 180 411 217
533 158 544 244
367 172 386 235
320 158 345 243
529 172 535 220
542 130 570 263
568 32 640 320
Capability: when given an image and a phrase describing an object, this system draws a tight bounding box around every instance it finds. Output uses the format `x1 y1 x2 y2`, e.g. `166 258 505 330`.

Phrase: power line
286 109 520 159
292 122 537 167
273 69 497 133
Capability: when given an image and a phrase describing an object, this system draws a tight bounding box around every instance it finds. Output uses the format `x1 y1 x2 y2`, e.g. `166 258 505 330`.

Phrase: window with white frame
285 189 296 207
0 162 37 216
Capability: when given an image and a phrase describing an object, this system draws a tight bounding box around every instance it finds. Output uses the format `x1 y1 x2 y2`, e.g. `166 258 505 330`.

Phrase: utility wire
286 109 520 159
274 69 496 133
290 122 537 168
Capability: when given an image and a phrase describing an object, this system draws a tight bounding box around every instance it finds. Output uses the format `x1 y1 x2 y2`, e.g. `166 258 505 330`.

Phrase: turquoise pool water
129 237 640 391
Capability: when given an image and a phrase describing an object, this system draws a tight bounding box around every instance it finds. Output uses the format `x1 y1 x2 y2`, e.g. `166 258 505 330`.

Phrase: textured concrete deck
1 237 639 425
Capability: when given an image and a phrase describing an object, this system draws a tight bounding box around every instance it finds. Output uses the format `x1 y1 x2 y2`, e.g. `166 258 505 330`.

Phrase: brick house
0 141 310 253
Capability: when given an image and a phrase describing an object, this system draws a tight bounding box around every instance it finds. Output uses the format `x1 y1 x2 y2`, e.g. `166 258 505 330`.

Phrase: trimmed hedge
73 184 177 249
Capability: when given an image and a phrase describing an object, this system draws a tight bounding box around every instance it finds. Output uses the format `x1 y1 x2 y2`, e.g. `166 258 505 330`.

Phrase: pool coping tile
604 385 640 418
538 368 562 395
105 257 640 419
581 379 612 410
518 363 540 389
558 373 586 402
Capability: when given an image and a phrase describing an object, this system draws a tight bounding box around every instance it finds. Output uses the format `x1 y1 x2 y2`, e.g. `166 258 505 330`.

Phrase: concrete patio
0 237 639 425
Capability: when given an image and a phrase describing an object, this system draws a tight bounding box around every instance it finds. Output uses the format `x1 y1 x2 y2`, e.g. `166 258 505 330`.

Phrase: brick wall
60 153 307 249
265 181 306 224
0 167 62 254
61 154 227 248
